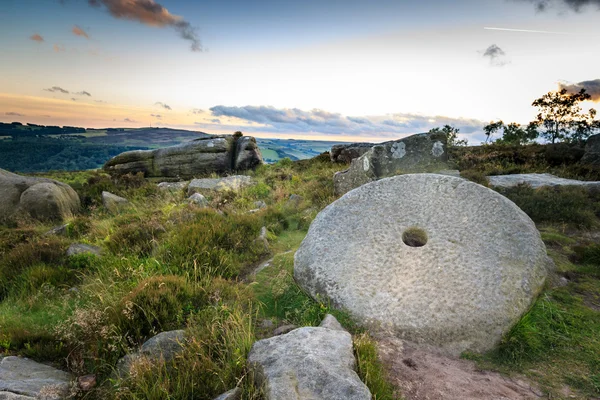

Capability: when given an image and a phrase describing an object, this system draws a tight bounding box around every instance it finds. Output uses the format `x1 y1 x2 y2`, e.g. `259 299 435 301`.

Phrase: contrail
484 27 572 35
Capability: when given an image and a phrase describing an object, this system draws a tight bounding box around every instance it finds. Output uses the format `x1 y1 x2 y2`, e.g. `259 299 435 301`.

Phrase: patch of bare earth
376 337 544 400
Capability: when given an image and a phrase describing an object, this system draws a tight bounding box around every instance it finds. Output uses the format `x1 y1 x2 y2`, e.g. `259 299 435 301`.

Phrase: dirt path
376 337 545 400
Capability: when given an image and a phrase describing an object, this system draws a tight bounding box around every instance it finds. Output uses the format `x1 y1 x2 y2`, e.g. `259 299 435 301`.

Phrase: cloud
124 118 136 122
514 0 600 12
71 98 77 101
76 90 92 96
559 79 600 101
211 118 221 124
481 44 509 66
72 25 90 39
151 113 162 118
155 102 171 110
30 34 44 42
94 100 107 103
6 112 25 117
87 0 202 51
191 108 203 114
209 105 485 138
53 44 66 52
44 86 70 94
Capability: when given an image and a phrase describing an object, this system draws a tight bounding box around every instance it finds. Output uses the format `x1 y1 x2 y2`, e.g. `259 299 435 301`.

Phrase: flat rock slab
187 176 254 196
488 173 600 191
248 322 370 400
66 243 102 257
0 357 72 400
295 174 551 355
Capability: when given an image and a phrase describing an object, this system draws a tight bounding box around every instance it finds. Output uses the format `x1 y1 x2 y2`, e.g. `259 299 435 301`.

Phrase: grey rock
330 143 375 163
0 169 80 224
333 132 450 195
187 175 254 196
0 392 35 399
45 224 69 237
66 243 102 257
259 319 275 329
488 173 600 192
104 136 263 179
581 133 600 165
254 200 267 209
188 193 208 206
319 314 345 331
294 174 551 355
286 194 302 208
0 356 72 400
117 330 187 377
272 324 296 336
248 326 371 400
101 191 129 213
157 181 189 192
213 387 241 400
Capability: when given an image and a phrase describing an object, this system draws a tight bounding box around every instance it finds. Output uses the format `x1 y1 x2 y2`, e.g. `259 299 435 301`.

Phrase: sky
1 0 599 143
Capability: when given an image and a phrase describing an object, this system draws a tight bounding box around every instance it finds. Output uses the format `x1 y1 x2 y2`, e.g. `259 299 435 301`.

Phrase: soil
376 337 545 400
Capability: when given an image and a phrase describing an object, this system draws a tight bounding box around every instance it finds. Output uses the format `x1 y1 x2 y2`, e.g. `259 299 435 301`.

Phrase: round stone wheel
294 174 551 355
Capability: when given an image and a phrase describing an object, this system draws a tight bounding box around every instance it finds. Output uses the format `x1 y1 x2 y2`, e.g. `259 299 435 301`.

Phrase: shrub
107 220 166 257
65 216 91 238
460 170 489 187
572 244 600 266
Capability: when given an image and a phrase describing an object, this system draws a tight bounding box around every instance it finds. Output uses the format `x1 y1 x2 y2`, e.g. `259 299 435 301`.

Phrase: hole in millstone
402 227 428 247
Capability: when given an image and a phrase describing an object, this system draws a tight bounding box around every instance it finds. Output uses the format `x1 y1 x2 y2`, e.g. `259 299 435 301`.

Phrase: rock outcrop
333 132 450 195
330 143 375 163
247 315 371 400
295 174 551 355
488 173 600 192
0 356 72 400
101 191 129 213
103 135 262 179
0 169 80 224
581 133 600 165
187 176 254 196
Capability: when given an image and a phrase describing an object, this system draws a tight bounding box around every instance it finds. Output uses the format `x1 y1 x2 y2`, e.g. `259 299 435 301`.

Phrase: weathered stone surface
117 330 187 377
188 193 208 206
187 176 254 196
101 191 129 213
319 314 345 331
104 135 263 179
213 387 241 400
0 169 80 224
488 173 600 192
330 143 374 163
157 181 189 192
45 224 69 236
581 133 600 165
295 174 551 355
333 132 450 195
0 356 72 400
272 324 296 336
67 243 102 257
247 318 371 400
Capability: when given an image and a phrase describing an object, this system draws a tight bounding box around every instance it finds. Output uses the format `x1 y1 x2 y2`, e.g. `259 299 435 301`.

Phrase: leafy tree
531 88 598 144
429 125 468 147
483 120 538 145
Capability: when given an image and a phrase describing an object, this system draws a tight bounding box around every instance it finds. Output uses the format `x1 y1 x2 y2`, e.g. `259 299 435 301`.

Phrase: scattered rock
157 181 189 192
330 143 375 163
319 314 345 331
488 173 600 192
187 175 254 196
255 226 269 252
103 135 262 178
67 243 102 257
0 168 80 224
101 191 129 213
45 224 69 236
581 133 600 165
286 194 302 208
254 200 267 209
76 375 96 391
333 132 450 195
0 356 72 400
272 324 296 336
259 319 275 329
247 315 371 400
213 387 241 400
188 193 208 206
294 174 551 355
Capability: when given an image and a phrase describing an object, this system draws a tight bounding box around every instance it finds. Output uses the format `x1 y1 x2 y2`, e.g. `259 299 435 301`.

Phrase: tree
531 88 597 144
428 125 468 147
483 120 538 145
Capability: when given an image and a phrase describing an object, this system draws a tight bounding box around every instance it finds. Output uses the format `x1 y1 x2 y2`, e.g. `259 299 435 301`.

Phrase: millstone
294 174 551 355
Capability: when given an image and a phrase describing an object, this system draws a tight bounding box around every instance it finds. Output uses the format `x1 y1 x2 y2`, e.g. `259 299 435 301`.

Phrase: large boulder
333 132 450 195
330 143 374 163
294 174 551 355
0 356 72 400
0 169 80 224
580 133 600 165
247 316 371 400
103 135 262 179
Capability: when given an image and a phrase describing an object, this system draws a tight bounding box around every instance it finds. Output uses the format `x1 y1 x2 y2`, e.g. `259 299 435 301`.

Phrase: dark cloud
482 44 508 66
30 34 44 42
6 112 25 117
209 105 484 138
559 79 600 101
151 113 162 119
515 0 600 12
87 0 202 51
155 102 172 110
76 91 92 96
72 25 90 39
44 86 70 94
211 118 221 124
124 118 136 122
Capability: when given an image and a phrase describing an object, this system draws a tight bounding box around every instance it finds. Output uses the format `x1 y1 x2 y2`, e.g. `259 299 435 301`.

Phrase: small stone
44 224 69 236
254 200 267 209
319 314 345 332
101 191 129 213
287 194 302 208
157 181 189 192
77 374 96 391
67 243 102 257
188 193 208 206
259 319 274 329
272 324 297 336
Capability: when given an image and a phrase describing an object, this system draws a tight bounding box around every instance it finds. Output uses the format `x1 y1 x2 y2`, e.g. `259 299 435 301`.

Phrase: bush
572 244 600 266
460 170 489 187
107 220 166 257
